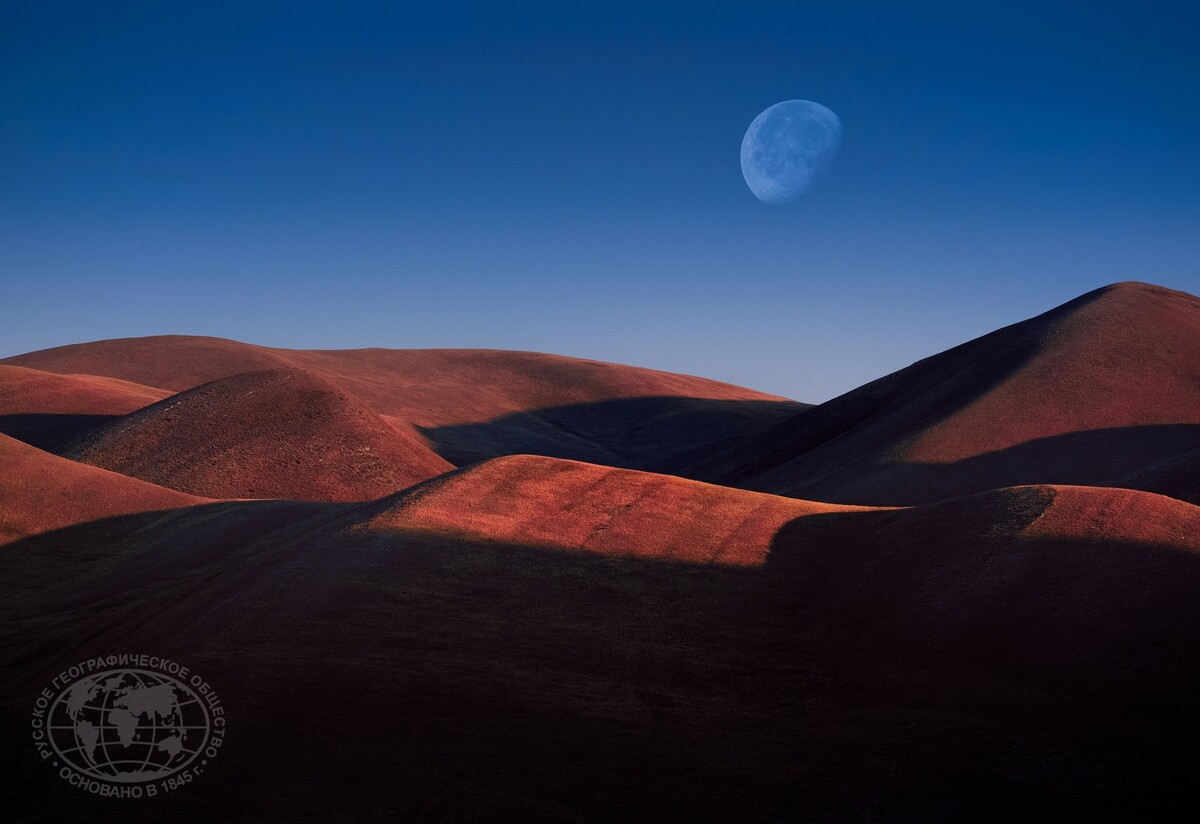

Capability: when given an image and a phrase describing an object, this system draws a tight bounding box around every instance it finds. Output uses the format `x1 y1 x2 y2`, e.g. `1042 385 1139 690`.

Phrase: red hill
0 364 170 449
1105 446 1200 506
689 282 1200 504
363 454 862 565
0 433 201 545
63 368 453 501
0 364 168 414
1 457 1198 821
2 336 803 469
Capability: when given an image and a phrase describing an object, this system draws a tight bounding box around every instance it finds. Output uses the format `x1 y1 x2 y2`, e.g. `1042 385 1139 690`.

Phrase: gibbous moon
741 100 842 204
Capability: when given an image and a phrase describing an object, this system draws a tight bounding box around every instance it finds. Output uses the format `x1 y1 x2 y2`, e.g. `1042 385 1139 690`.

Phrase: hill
0 433 201 544
1 456 1197 821
2 336 804 469
362 454 863 564
0 364 169 449
62 368 454 501
687 282 1200 504
1106 446 1200 506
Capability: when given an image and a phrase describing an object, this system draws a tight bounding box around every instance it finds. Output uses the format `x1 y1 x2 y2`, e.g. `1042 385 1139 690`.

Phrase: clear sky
3 1 1198 402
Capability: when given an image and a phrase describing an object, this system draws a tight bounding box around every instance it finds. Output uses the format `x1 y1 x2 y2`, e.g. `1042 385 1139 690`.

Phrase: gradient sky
3 1 1198 402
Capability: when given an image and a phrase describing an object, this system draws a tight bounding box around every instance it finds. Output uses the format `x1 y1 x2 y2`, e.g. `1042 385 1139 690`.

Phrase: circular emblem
31 655 225 797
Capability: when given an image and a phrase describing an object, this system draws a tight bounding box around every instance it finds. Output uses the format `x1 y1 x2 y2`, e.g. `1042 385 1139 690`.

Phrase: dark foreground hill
1 455 1199 822
4 282 1200 822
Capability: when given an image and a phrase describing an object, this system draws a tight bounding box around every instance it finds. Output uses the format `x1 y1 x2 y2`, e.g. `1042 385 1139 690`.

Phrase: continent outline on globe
46 666 212 784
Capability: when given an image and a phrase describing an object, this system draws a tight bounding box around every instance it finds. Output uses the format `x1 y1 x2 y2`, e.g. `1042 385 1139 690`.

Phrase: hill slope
1105 446 1200 506
2 336 804 469
62 368 454 501
0 364 170 449
0 433 201 544
362 454 863 565
688 282 1200 504
1 456 1198 821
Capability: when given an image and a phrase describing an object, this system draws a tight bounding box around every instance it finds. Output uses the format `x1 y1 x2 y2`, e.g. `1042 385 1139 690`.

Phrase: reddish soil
1106 446 1200 505
688 282 1200 504
2 337 801 468
62 368 453 501
3 282 1200 821
2 337 788 416
0 364 171 449
0 364 169 413
1 460 1197 821
1023 482 1200 542
362 454 866 565
0 433 201 544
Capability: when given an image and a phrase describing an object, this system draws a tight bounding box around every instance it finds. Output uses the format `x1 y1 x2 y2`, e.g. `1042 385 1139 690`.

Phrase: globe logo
47 667 211 784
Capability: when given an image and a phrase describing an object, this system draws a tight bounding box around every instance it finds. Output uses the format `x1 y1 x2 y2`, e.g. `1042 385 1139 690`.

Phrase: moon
740 100 843 204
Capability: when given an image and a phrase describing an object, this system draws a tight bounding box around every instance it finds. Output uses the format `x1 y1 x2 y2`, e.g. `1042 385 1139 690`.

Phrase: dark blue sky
3 1 1198 401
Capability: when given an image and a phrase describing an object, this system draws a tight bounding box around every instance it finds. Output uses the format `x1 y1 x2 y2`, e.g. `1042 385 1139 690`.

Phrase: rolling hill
686 282 1200 504
1 455 1197 821
4 281 1200 821
0 433 201 544
3 336 805 470
0 364 170 450
62 368 454 501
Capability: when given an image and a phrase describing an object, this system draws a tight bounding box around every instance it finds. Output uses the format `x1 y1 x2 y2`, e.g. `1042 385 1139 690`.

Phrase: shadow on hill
761 502 1200 821
416 396 805 470
686 283 1125 488
3 493 1200 821
0 413 121 452
783 423 1200 505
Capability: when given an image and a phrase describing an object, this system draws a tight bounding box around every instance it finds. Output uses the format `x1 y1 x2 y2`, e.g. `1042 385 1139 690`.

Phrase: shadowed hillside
0 364 171 449
5 283 1200 822
1107 445 1200 505
686 282 1200 504
416 396 803 469
62 368 453 501
0 433 202 544
1 457 1198 822
361 454 864 565
3 337 805 470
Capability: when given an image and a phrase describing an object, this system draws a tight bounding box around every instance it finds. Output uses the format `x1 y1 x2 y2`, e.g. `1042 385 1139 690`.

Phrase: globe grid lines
47 667 211 782
102 669 163 777
48 693 207 715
